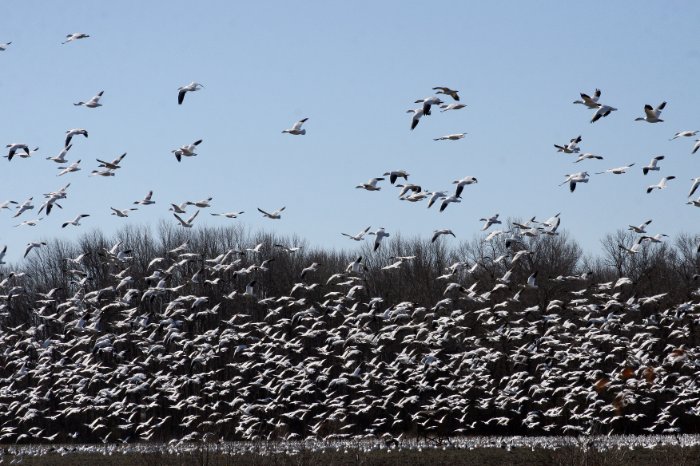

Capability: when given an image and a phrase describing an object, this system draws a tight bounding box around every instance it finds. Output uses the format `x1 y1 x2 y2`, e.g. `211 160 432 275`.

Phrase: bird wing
178 90 186 105
187 210 200 224
257 208 272 217
689 180 700 198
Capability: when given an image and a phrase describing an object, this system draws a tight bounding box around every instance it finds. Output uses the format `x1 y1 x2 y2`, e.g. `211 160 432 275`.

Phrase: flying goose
642 156 664 175
46 145 72 163
452 176 478 197
0 42 11 51
186 197 212 208
74 91 103 108
687 177 700 198
628 219 652 234
431 229 455 242
134 191 155 205
383 170 409 184
24 241 47 258
355 177 384 191
432 86 460 101
257 206 285 219
595 163 635 175
62 33 89 44
670 130 698 140
97 153 126 170
369 227 390 251
590 105 617 123
395 183 422 197
439 103 467 112
433 133 467 141
560 172 589 192
210 211 244 218
282 118 308 135
6 143 30 161
174 210 200 228
65 128 88 147
57 160 81 176
415 96 443 115
439 195 461 212
341 226 371 241
13 197 34 217
480 213 501 231
177 82 204 105
14 218 43 228
172 139 202 162
110 207 137 217
407 108 424 130
646 176 675 193
574 153 603 163
90 168 115 177
427 191 448 209
62 214 89 228
635 102 666 123
573 89 601 108
554 135 582 154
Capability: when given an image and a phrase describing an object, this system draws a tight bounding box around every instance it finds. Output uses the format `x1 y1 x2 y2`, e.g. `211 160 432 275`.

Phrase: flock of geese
0 33 699 448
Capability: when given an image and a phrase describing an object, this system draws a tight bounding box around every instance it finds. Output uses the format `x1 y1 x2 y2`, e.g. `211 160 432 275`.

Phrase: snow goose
65 128 88 147
133 191 155 205
559 172 589 192
74 91 103 108
62 33 89 44
46 145 71 163
554 135 582 154
595 163 635 175
574 153 603 163
642 156 664 175
97 153 126 170
14 218 43 228
431 229 455 242
480 213 501 231
452 176 478 197
590 105 617 123
177 82 204 105
0 42 11 51
341 226 371 241
110 207 137 218
355 177 384 191
407 108 424 130
573 89 601 108
628 219 652 234
90 168 115 177
687 177 700 198
13 197 34 217
24 242 47 258
433 132 466 141
427 190 448 209
57 160 81 176
172 139 202 162
282 118 308 135
439 103 467 112
641 233 668 243
432 86 460 101
670 130 698 140
635 102 666 123
210 211 244 218
368 227 390 251
257 206 285 219
186 197 212 208
6 143 30 161
646 176 675 193
174 210 200 228
383 170 409 184
415 96 443 115
395 183 422 197
439 195 461 212
62 214 89 228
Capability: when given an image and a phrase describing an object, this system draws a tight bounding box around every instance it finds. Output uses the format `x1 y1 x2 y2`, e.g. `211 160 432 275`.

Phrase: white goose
642 156 664 175
62 214 89 228
341 226 371 241
368 227 390 251
670 130 698 141
687 177 700 198
554 135 582 154
62 33 89 44
355 177 384 191
174 210 200 228
433 133 467 141
407 108 424 130
282 118 308 135
65 128 88 147
635 101 666 123
46 145 72 163
74 91 103 108
439 103 467 112
177 82 204 105
431 229 455 242
573 89 601 108
595 163 635 175
646 176 675 193
574 153 603 163
257 206 285 219
0 42 11 51
172 140 202 162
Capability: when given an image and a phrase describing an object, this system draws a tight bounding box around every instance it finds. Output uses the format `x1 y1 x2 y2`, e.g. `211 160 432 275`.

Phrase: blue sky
0 1 699 263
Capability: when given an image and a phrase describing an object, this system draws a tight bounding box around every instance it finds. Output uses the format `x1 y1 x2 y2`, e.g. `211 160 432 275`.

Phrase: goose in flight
395 183 422 198
432 229 455 242
432 86 460 101
452 176 478 197
554 135 582 154
369 227 390 251
282 118 308 135
0 42 11 51
97 152 126 170
427 190 448 209
174 210 200 228
13 197 34 217
439 195 461 212
434 133 467 141
4 146 39 160
670 130 698 141
0 200 17 211
186 197 213 208
65 128 88 147
177 82 204 105
573 89 601 108
74 91 103 108
687 177 700 198
341 226 371 241
211 211 244 218
560 171 589 192
480 213 501 231
619 237 644 254
595 163 635 175
628 219 652 234
590 104 617 123
415 96 443 115
635 102 666 123
62 214 89 228
6 143 30 161
133 191 155 205
356 177 384 191
646 176 675 193
169 202 188 214
407 108 424 130
573 153 603 163
642 156 664 175
526 271 538 289
110 207 137 218
24 242 47 258
257 206 285 219
642 233 668 243
439 103 467 112
62 33 89 44
57 160 81 176
14 218 43 228
46 145 72 163
383 170 409 184
172 139 202 162
90 168 115 177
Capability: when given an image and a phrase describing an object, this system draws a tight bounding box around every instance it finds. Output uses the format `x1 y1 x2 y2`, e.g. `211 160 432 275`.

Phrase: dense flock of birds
1 33 700 448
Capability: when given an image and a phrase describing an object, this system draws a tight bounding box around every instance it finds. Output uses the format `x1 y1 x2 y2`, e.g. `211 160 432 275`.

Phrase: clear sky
0 1 699 263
